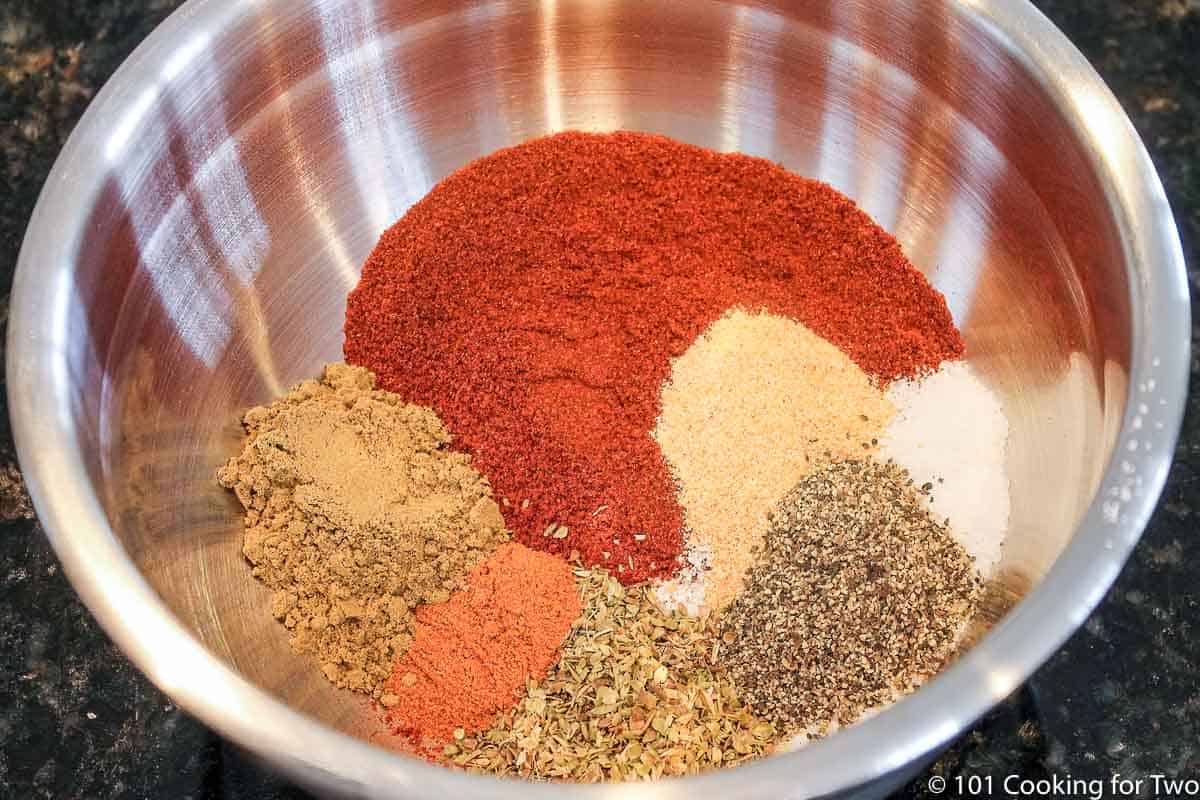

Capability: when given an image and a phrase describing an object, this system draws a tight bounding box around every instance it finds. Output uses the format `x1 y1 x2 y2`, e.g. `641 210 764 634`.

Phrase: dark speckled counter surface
0 1 1196 798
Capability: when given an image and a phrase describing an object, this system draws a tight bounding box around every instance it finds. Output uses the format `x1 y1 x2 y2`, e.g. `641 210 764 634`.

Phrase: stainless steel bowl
9 0 1189 797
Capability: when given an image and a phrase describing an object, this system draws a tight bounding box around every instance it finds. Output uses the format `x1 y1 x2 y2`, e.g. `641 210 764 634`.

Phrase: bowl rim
8 0 1190 797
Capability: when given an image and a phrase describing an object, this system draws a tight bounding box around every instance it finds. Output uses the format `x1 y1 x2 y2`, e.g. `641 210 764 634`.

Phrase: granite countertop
0 1 1196 798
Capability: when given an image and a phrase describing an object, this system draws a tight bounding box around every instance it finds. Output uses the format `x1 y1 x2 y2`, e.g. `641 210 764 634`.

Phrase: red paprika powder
344 131 962 583
383 542 579 751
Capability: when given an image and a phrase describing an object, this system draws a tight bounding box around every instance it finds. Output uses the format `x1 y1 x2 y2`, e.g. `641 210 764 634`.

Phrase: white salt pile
879 361 1010 576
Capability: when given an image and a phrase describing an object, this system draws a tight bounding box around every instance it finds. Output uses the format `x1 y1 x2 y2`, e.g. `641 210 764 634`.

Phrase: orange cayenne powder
383 542 580 749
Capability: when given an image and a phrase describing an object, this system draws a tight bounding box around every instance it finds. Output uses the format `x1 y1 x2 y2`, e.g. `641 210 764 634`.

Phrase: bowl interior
61 0 1131 764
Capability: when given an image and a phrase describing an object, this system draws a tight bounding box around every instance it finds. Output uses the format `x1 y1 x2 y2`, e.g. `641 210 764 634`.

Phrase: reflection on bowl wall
9 0 1188 798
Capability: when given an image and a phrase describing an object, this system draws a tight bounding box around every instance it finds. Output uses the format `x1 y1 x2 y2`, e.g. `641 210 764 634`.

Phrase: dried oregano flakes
450 568 778 781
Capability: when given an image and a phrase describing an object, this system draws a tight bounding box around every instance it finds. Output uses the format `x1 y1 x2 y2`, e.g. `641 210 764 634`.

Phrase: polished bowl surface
9 0 1189 798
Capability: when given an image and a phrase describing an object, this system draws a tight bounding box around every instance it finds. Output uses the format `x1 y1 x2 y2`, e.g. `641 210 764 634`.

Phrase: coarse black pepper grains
720 459 982 736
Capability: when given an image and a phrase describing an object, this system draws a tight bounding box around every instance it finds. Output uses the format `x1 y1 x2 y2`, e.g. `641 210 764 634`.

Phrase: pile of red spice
383 542 580 751
344 131 962 583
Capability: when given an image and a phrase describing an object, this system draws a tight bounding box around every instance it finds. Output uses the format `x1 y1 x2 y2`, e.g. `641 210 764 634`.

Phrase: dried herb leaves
450 568 777 780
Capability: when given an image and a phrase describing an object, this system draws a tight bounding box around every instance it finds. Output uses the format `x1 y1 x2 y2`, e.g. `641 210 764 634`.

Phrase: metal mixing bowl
9 0 1189 797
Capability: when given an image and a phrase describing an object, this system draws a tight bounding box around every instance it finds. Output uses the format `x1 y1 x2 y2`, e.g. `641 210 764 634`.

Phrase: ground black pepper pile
720 460 981 735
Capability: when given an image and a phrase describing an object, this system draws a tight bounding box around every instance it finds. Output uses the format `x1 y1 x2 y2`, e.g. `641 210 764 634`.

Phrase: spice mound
217 128 1015 785
452 568 777 781
654 309 895 612
721 460 982 735
881 361 1011 576
217 364 508 696
343 130 963 585
382 541 580 750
